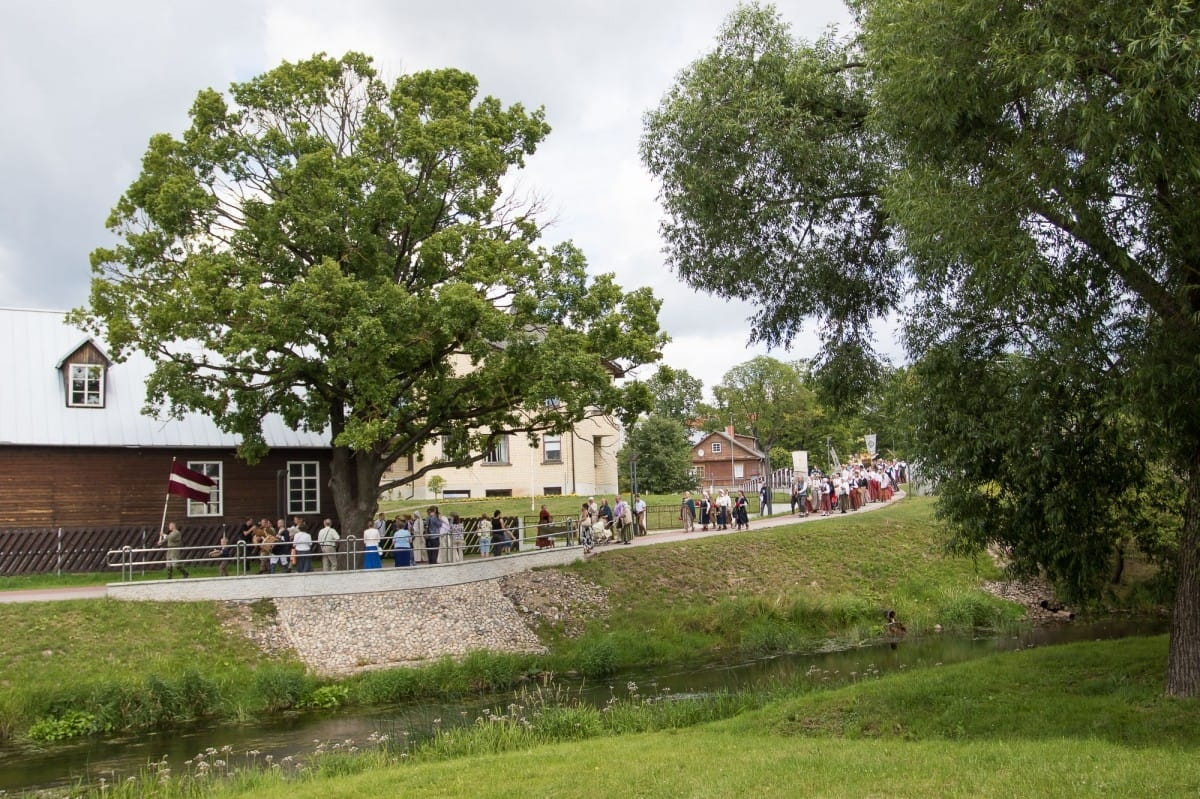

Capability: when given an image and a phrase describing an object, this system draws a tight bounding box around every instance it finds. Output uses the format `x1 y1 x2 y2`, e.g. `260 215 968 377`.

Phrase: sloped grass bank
545 497 1023 671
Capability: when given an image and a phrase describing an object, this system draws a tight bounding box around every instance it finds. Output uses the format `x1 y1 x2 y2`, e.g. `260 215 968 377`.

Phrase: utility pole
729 410 737 493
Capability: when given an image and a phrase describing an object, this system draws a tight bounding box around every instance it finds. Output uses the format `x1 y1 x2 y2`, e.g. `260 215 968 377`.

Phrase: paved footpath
0 493 905 603
0 585 108 603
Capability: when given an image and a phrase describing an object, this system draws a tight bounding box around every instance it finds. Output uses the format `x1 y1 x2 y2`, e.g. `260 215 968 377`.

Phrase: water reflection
0 617 1168 794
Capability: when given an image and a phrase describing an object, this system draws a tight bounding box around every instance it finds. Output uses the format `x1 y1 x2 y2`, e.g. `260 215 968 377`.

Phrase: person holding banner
158 521 188 579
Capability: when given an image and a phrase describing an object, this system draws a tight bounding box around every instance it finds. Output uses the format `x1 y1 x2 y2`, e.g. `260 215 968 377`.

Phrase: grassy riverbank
70 635 1200 798
0 498 1141 745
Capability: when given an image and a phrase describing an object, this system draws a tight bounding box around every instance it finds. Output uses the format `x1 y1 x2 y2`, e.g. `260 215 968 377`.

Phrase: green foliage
576 637 617 678
300 684 350 711
252 665 314 713
27 709 100 742
426 475 446 498
642 5 900 370
704 356 823 453
77 51 664 538
644 364 704 423
643 1 1200 691
768 446 790 470
617 414 697 494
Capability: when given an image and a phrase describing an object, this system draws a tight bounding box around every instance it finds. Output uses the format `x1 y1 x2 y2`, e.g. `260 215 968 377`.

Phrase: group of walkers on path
163 463 906 578
677 488 752 533
789 461 905 517
575 494 648 553
213 516 330 576
678 459 908 531
365 507 519 568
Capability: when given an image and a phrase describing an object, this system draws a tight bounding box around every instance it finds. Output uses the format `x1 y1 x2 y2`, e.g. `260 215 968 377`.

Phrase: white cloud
0 0 872 388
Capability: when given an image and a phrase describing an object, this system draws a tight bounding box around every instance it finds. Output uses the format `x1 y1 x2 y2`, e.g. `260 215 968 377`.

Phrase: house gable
691 430 765 463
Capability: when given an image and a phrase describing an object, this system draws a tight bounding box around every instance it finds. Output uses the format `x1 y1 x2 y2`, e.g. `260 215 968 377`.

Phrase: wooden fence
0 523 231 576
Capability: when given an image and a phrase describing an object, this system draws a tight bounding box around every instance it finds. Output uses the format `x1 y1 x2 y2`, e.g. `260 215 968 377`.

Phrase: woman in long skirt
448 513 465 563
362 523 383 569
393 522 412 567
578 502 595 554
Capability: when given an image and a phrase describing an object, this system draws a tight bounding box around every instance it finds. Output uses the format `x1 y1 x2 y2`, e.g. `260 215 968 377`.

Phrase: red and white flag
168 461 216 503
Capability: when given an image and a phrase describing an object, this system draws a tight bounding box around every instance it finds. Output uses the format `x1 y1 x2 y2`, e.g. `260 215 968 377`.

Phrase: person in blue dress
393 520 412 567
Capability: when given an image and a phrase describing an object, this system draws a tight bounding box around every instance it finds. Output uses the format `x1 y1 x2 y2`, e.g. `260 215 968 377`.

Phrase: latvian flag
168 461 216 502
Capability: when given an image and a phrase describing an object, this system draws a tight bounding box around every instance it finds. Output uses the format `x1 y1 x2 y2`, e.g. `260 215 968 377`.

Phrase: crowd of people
366 507 523 568
788 460 906 517
574 494 648 553
677 459 907 529
677 488 751 532
165 462 906 578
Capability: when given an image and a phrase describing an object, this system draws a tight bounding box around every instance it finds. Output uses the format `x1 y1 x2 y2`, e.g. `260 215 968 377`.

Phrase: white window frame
711 441 723 454
68 363 105 408
483 435 510 465
543 434 562 463
288 461 320 514
186 461 222 517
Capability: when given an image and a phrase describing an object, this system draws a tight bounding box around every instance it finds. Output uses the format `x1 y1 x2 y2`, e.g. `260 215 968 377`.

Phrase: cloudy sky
0 0 872 399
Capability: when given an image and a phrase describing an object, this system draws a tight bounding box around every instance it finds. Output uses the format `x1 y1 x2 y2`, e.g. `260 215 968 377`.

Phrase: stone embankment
230 570 609 676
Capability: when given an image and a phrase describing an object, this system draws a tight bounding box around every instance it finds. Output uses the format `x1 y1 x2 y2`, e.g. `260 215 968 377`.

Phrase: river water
0 618 1167 794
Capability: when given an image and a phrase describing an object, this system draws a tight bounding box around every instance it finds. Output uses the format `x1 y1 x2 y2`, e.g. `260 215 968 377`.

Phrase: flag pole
159 457 175 543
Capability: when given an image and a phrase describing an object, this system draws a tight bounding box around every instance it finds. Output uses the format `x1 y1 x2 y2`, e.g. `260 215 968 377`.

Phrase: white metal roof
0 307 331 449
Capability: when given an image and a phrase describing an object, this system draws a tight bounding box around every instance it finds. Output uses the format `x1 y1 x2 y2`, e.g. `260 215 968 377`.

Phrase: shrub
577 637 617 678
27 709 100 742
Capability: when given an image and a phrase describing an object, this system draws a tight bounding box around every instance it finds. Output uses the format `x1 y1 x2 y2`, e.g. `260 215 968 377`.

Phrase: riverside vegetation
1 497 1191 796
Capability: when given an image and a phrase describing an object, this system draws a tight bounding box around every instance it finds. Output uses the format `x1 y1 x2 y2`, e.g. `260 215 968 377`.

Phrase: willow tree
643 3 1200 694
79 52 664 537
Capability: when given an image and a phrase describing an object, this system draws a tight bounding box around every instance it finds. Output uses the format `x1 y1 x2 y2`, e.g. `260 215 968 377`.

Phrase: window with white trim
543 434 562 463
711 441 723 454
483 435 510 465
186 461 222 517
288 461 320 514
68 364 105 407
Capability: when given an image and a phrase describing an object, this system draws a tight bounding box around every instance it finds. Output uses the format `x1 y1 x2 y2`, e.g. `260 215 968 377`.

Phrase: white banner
791 450 808 474
865 434 877 456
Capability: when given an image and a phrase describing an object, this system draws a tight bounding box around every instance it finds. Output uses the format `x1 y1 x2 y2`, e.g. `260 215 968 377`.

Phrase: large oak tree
642 2 1200 694
79 52 664 537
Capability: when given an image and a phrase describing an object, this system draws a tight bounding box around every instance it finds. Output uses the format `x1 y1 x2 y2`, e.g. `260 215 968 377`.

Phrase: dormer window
58 338 111 410
68 363 105 408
